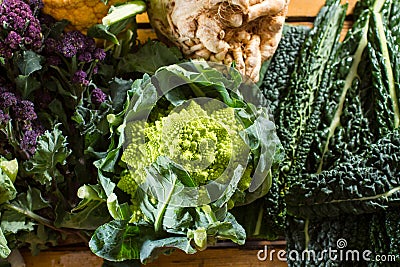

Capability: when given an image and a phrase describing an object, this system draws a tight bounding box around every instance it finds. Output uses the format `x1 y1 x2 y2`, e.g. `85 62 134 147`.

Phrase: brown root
147 0 290 83
232 43 246 73
244 35 262 81
248 0 286 21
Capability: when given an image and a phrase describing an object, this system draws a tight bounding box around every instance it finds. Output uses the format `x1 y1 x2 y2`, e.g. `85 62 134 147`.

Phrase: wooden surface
21 245 288 267
19 0 357 266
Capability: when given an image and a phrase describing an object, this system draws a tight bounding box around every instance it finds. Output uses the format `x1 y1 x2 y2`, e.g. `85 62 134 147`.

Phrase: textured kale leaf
258 25 309 115
287 129 400 218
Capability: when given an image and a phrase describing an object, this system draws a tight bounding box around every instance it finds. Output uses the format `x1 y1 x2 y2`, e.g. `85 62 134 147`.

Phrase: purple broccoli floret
57 31 89 58
91 88 107 106
20 128 41 156
0 85 43 158
0 92 18 109
93 48 106 61
5 31 23 49
78 52 92 63
44 38 57 53
72 70 89 86
12 100 37 121
0 41 13 59
19 115 44 157
0 0 43 57
92 65 99 74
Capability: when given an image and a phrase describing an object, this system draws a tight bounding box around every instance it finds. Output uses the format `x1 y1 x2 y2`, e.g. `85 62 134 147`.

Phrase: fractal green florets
118 99 249 197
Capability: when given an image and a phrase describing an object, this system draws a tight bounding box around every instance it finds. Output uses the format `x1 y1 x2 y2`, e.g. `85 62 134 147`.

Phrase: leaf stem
201 205 217 224
154 169 177 233
253 203 264 236
3 203 89 244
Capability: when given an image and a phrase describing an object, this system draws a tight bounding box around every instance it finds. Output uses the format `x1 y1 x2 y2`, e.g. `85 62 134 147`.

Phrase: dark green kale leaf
276 0 347 187
287 129 400 219
259 25 309 114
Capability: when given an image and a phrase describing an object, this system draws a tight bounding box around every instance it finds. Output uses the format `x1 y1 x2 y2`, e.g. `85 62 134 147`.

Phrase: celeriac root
148 0 290 82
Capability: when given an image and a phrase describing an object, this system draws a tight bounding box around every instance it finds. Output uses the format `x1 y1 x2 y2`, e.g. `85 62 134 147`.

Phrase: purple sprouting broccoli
0 0 43 58
5 31 23 50
93 48 106 61
78 52 93 63
0 42 13 59
0 85 43 158
0 92 18 109
12 100 37 121
91 88 107 106
72 70 89 86
44 38 58 54
57 31 92 58
54 31 105 63
20 124 44 156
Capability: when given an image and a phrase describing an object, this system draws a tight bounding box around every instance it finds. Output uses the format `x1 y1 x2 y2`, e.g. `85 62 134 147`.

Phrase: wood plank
21 247 288 267
136 0 358 23
22 250 103 267
287 0 357 17
137 29 157 42
145 248 288 267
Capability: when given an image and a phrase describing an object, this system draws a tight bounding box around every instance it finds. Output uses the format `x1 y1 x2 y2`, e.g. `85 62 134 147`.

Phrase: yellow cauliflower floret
42 0 126 32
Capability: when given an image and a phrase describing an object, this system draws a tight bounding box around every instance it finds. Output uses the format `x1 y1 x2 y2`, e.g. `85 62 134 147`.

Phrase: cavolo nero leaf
275 0 347 186
258 25 309 114
286 0 400 219
286 129 400 219
235 25 310 241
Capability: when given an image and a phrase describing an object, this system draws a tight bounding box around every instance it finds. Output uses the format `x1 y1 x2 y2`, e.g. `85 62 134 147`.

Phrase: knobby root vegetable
147 0 290 82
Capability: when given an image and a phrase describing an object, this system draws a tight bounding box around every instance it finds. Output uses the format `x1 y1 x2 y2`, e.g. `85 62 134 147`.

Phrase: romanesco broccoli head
116 170 144 222
118 99 250 197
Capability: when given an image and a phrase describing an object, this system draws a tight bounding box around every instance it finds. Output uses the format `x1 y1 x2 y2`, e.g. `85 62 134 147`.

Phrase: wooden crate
20 0 357 266
21 242 288 267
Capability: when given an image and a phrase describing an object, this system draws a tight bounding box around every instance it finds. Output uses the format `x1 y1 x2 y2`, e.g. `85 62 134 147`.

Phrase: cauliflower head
42 0 125 32
118 99 250 197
